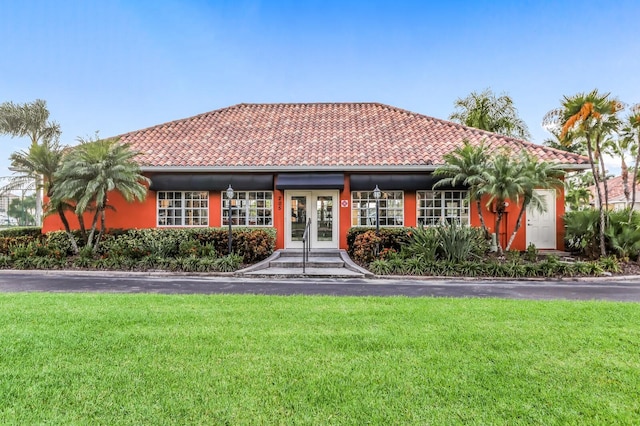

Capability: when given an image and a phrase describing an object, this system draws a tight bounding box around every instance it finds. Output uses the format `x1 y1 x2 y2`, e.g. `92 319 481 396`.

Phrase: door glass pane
291 196 307 242
316 196 333 242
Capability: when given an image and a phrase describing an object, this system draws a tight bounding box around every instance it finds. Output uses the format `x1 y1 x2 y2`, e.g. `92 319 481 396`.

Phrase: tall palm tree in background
433 140 490 237
603 135 634 205
449 89 531 140
558 90 622 257
504 153 564 251
0 99 61 225
623 104 640 217
53 137 149 253
542 126 586 155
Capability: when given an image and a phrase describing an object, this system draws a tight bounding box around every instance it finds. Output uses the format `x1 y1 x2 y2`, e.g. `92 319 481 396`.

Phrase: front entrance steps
237 249 373 278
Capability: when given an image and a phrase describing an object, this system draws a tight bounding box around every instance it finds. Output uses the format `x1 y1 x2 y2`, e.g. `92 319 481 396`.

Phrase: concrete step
270 257 345 268
278 249 341 258
236 249 373 278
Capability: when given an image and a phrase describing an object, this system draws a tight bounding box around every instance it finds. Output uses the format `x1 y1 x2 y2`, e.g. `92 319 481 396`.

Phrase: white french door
285 191 339 249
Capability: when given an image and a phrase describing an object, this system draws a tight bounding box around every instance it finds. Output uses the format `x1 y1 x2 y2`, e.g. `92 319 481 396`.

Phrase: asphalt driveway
1 270 640 301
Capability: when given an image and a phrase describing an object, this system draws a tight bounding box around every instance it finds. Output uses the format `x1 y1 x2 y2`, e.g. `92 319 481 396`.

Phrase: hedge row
0 252 243 273
368 256 619 277
0 227 276 265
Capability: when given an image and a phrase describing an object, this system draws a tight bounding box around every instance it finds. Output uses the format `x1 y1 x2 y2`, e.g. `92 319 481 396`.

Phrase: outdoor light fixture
226 184 234 254
373 185 381 235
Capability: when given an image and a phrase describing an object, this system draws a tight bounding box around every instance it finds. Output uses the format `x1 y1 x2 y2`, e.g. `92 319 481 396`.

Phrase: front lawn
1 294 638 424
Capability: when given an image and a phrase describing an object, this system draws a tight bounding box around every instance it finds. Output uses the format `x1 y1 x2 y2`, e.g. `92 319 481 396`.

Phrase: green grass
1 294 639 424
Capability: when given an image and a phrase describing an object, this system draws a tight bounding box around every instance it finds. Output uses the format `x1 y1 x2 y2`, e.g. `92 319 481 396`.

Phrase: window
351 191 404 226
417 190 469 226
157 191 209 226
222 191 273 226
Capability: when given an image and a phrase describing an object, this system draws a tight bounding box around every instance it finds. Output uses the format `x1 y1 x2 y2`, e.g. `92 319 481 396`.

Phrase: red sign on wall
340 199 349 208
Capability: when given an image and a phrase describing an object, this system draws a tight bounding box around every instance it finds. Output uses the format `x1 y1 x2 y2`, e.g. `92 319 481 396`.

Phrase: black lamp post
226 184 234 254
373 185 381 235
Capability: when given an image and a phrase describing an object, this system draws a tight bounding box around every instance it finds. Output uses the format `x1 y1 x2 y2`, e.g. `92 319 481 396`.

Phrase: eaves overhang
140 165 440 173
140 163 591 173
561 164 592 171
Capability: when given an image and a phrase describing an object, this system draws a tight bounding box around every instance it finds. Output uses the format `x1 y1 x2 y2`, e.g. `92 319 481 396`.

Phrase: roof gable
118 102 590 170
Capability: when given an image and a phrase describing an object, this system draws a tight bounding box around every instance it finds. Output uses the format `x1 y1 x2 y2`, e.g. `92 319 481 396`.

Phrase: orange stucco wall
42 174 567 252
339 175 351 249
273 186 286 250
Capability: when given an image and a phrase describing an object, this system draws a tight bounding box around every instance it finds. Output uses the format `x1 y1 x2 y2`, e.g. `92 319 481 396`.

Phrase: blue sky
1 0 639 178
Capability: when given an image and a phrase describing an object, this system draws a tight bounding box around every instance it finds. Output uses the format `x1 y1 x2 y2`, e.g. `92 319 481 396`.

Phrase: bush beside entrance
0 227 276 272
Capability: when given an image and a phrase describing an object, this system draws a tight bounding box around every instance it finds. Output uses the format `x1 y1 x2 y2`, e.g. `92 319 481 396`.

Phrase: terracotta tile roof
118 103 590 169
589 175 640 204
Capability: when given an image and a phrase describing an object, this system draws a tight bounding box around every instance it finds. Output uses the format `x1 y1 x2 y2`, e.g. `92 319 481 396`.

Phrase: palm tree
564 181 592 211
53 137 149 253
433 140 490 237
558 90 622 257
622 104 640 217
6 138 80 253
482 152 529 255
449 89 531 140
0 99 61 225
542 127 586 155
504 153 564 251
603 135 633 205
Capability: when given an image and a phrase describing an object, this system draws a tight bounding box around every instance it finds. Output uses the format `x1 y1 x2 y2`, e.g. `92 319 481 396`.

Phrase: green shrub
45 231 76 257
347 227 411 260
565 208 640 259
402 226 438 261
0 254 12 268
233 228 276 263
178 240 200 257
604 211 640 261
0 226 42 237
96 227 274 264
434 222 488 262
564 209 601 258
10 241 50 259
214 254 243 272
351 230 382 264
369 259 393 275
0 235 43 255
524 243 537 262
597 255 621 273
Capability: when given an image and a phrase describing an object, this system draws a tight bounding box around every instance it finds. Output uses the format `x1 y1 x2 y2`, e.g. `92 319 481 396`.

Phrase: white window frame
417 190 469 226
157 191 209 227
351 190 404 227
222 191 274 227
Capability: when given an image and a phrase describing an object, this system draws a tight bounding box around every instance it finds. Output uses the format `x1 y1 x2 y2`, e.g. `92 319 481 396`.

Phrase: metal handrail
302 218 312 273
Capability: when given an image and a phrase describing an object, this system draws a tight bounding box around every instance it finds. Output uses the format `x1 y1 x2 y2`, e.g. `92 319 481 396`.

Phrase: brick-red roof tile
118 103 590 169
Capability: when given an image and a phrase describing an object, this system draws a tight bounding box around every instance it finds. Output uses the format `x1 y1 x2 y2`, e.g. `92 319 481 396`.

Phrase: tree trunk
93 210 107 254
630 132 640 220
86 209 101 251
494 205 505 256
475 198 490 239
586 136 607 257
621 157 630 205
505 204 527 252
77 213 87 244
596 140 610 211
56 204 79 255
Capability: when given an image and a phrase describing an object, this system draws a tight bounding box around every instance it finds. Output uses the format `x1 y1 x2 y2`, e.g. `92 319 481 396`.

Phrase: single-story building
43 103 590 251
589 175 640 210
